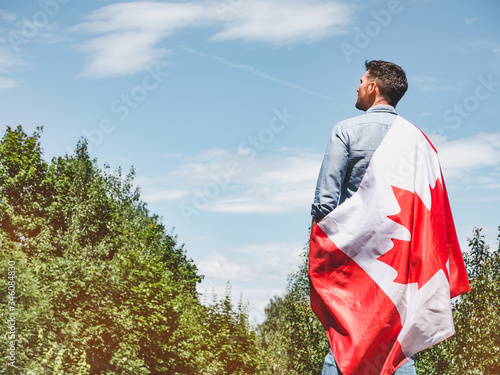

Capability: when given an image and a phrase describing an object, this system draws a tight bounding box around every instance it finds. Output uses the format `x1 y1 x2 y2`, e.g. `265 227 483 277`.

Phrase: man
310 60 469 375
311 60 415 374
311 60 408 228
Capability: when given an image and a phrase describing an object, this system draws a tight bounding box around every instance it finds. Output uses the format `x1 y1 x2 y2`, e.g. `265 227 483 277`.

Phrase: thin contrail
176 44 347 106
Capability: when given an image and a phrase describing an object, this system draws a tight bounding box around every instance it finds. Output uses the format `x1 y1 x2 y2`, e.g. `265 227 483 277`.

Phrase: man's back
311 104 398 219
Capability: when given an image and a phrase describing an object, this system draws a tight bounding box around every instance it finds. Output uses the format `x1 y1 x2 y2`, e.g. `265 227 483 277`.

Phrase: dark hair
365 60 408 107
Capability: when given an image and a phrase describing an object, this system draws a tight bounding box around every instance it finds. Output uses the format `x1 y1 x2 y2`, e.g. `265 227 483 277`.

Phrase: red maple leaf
378 179 450 289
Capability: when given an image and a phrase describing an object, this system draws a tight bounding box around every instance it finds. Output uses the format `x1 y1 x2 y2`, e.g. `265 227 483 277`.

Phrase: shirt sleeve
311 123 349 218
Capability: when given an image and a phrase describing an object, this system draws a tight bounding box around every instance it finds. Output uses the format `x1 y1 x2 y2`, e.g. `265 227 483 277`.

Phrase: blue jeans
322 349 416 375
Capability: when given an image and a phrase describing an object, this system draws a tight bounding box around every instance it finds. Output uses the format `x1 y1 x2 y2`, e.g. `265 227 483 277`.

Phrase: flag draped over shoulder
309 116 470 375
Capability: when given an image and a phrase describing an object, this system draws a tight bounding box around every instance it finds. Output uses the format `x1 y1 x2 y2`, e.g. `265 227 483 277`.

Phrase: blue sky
1 0 499 322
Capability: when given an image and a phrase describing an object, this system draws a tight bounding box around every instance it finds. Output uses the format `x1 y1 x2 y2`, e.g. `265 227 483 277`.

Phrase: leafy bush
415 227 500 374
258 246 329 374
0 126 259 374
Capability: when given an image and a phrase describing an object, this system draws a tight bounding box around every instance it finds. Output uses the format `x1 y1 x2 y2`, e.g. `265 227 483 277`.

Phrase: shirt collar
366 104 397 115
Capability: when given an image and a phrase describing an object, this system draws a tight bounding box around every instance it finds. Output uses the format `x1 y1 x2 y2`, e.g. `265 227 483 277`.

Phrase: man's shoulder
335 106 398 130
336 113 374 129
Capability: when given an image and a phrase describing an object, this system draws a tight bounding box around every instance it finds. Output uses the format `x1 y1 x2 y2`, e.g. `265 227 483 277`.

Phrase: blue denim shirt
311 105 398 218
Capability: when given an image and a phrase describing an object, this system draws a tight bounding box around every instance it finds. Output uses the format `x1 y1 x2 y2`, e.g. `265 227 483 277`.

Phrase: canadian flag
309 116 470 375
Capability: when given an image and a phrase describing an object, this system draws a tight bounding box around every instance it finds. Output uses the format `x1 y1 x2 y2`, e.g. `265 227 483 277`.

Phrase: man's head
355 60 408 111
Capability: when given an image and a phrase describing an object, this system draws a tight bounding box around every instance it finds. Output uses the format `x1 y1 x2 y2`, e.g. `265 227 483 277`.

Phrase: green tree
189 284 260 374
416 227 500 375
0 126 258 374
258 245 329 374
0 126 50 247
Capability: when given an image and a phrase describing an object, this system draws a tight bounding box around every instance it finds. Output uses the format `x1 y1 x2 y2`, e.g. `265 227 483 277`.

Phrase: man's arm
311 124 349 220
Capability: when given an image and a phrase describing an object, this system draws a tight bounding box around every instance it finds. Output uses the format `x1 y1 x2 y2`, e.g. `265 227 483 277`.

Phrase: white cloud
142 188 189 202
0 76 18 90
1 8 66 48
138 148 322 215
0 46 26 90
457 196 500 203
78 30 171 78
0 9 64 88
74 2 208 77
0 46 25 72
464 17 480 26
72 2 209 35
198 241 303 282
426 132 447 146
483 183 500 190
209 0 351 44
73 0 353 78
452 38 500 57
198 252 248 281
209 153 322 214
0 10 17 23
435 132 500 179
418 112 432 117
197 240 305 323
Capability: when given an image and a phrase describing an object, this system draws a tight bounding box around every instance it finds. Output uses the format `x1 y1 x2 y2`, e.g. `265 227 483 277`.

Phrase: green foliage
0 126 259 374
258 245 329 374
192 284 260 374
0 126 50 246
416 227 500 375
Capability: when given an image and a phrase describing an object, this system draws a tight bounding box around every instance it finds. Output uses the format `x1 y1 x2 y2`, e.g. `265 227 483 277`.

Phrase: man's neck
371 99 391 107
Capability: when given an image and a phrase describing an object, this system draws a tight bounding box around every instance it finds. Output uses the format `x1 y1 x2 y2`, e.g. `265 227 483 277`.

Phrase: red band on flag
309 224 407 375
